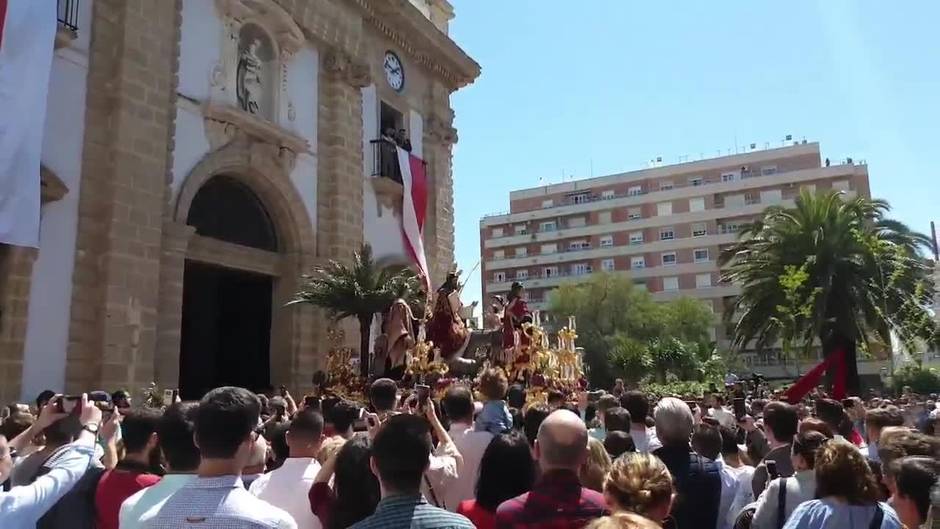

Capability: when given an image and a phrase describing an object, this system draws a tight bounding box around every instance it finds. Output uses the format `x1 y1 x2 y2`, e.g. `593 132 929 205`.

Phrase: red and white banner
397 146 431 292
0 0 56 247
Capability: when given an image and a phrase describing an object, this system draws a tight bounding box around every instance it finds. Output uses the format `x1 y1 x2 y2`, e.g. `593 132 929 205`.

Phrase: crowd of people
1 371 939 529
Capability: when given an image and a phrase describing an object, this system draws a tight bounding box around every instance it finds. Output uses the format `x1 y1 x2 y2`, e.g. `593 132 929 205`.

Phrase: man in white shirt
708 394 736 430
143 386 296 529
620 391 662 453
121 402 200 529
440 386 493 511
692 423 738 529
250 408 325 529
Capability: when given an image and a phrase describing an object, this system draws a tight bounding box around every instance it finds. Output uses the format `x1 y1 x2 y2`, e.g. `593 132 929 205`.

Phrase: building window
661 252 677 266
689 197 705 212
761 165 778 176
627 207 642 220
600 235 614 247
516 270 529 280
601 258 615 271
568 240 590 251
721 172 737 183
690 177 703 187
745 192 760 205
628 185 643 196
802 184 816 193
539 221 557 232
540 243 557 254
494 249 505 260
602 190 615 199
543 266 558 278
660 227 675 241
493 271 506 282
720 223 740 234
515 247 527 257
570 192 591 204
693 248 709 262
633 279 648 291
629 231 644 245
663 276 679 291
660 181 674 191
696 273 712 288
572 263 592 276
491 227 503 238
692 223 707 237
832 180 850 191
541 199 554 208
760 189 782 204
568 216 586 228
514 224 527 235
657 202 673 216
598 211 612 224
631 256 646 269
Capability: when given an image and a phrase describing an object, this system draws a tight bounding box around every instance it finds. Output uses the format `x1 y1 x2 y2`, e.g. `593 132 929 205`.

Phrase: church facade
0 0 479 401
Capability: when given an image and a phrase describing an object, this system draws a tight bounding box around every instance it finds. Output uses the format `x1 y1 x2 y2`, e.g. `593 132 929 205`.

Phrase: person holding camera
0 394 103 529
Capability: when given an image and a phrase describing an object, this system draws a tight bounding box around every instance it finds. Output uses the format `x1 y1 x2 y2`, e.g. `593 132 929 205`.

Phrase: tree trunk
359 314 373 378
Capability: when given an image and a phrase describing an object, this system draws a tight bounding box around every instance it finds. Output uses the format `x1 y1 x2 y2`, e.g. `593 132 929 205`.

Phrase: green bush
893 363 940 394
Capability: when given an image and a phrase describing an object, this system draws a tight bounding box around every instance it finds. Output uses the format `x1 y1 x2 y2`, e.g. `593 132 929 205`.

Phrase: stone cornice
203 103 311 155
354 0 480 91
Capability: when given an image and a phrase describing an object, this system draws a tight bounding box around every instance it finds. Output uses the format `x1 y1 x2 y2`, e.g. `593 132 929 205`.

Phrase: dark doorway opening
179 261 273 400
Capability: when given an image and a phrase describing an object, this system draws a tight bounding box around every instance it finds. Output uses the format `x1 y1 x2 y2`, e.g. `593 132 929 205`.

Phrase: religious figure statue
372 298 415 380
426 272 471 361
236 38 263 115
502 281 532 349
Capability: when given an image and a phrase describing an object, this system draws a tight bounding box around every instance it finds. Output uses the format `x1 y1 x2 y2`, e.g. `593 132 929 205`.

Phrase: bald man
495 410 608 529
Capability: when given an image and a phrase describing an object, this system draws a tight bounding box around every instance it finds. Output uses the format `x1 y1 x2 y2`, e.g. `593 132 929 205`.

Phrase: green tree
720 190 937 393
548 273 716 387
290 244 423 377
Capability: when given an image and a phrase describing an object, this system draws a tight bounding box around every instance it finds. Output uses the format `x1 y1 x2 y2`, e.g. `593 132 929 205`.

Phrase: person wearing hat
426 271 471 361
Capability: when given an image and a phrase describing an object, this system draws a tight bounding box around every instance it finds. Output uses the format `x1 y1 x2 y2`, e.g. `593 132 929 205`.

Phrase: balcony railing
371 138 403 183
58 0 80 32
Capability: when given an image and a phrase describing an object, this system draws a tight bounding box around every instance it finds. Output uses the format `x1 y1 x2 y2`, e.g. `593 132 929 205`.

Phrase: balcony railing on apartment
58 0 80 32
482 159 864 219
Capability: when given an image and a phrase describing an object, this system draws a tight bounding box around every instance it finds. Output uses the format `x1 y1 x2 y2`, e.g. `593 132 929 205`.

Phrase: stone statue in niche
234 24 275 118
236 38 264 114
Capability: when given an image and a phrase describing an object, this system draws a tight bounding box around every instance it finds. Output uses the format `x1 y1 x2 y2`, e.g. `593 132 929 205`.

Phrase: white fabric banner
0 0 56 247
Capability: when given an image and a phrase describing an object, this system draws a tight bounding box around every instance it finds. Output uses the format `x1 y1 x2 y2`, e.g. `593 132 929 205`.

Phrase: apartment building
479 142 875 376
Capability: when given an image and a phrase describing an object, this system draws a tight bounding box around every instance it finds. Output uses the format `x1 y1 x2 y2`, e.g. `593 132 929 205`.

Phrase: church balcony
56 0 79 49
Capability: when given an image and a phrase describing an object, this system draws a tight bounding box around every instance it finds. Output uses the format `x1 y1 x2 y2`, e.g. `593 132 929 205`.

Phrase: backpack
25 446 105 529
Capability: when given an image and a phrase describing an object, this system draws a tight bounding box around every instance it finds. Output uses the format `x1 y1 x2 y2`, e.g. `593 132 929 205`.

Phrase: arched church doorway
179 175 279 399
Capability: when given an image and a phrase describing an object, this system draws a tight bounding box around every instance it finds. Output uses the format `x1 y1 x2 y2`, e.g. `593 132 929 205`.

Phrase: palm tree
290 244 423 377
720 190 936 392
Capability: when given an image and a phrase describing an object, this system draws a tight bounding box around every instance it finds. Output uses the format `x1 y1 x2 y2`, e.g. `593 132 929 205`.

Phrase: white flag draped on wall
397 145 431 292
0 0 57 247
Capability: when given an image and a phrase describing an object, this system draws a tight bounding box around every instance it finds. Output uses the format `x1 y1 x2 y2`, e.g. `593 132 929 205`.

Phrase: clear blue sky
447 0 940 309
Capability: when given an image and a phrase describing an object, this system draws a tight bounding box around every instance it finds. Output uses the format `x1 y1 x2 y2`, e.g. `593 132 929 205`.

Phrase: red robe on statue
502 297 531 349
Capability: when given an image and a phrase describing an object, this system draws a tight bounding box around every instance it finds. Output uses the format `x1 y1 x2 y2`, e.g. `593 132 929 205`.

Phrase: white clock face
384 51 404 92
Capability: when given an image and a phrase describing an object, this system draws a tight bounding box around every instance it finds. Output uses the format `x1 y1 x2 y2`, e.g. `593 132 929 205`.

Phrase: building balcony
486 261 720 292
480 164 865 228
371 138 404 184
56 0 80 48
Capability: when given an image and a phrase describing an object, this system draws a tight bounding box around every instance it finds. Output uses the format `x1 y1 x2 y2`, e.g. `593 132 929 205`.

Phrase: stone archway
155 140 318 393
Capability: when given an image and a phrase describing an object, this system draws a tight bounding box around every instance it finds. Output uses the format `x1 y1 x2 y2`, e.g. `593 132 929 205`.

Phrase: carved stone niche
370 177 403 217
215 0 304 55
204 103 310 172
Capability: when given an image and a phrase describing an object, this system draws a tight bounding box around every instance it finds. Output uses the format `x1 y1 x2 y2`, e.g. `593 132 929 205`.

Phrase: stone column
423 95 459 286
154 222 195 388
65 0 181 392
0 245 39 402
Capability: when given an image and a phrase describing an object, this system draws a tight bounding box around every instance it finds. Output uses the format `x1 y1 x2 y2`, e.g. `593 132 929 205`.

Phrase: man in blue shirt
351 413 474 529
0 394 104 529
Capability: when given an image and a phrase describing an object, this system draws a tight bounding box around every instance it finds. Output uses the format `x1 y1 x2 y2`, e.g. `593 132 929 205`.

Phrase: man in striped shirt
351 414 473 529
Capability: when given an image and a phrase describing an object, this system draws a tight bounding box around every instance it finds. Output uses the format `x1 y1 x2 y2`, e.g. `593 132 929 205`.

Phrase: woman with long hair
581 437 612 493
586 452 675 529
457 431 535 529
308 434 381 529
782 439 901 529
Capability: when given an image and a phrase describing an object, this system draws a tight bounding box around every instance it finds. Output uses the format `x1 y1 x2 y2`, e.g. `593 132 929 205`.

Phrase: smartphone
172 389 179 402
766 460 779 480
56 395 81 414
733 397 746 420
841 398 854 409
416 384 430 408
162 389 174 407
